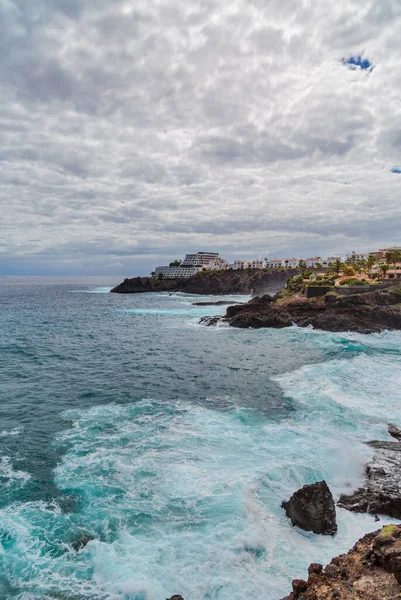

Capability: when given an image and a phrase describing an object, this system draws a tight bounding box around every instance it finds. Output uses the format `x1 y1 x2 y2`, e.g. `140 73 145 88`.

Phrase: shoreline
200 284 401 334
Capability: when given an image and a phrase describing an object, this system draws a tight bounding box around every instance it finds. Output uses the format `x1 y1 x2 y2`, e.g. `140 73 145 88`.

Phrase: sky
1 0 401 276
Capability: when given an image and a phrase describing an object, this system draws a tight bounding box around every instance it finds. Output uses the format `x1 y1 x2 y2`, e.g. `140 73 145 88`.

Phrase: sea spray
1 280 401 600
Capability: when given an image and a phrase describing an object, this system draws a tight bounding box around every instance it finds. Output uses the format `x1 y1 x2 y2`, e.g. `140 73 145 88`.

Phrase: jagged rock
308 563 323 575
388 424 401 441
70 533 94 552
206 285 401 333
282 481 337 535
338 433 401 518
281 526 401 600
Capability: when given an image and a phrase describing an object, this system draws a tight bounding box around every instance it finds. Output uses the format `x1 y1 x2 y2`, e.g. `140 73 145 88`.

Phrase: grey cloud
1 0 401 275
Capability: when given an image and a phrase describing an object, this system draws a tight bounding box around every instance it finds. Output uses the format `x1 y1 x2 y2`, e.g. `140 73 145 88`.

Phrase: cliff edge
282 525 401 600
201 285 401 333
110 268 300 297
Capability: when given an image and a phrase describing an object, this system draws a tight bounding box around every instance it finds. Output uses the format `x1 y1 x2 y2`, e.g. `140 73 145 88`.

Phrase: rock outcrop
338 425 401 519
281 525 401 600
110 269 300 297
70 533 94 552
282 481 337 535
200 285 401 333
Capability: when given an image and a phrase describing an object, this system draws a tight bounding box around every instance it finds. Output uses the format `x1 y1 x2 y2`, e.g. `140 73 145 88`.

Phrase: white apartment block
153 252 228 278
251 259 267 269
154 265 201 278
282 258 300 268
305 257 322 268
268 258 285 269
232 260 250 270
182 252 221 267
321 256 341 267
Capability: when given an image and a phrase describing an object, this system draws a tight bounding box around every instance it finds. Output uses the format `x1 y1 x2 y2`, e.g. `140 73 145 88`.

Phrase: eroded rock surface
201 285 401 333
281 525 401 600
282 481 337 535
110 269 300 297
339 426 401 519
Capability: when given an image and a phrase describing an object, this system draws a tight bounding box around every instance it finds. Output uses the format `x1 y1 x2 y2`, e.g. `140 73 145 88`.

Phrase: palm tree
357 259 367 274
366 254 376 276
380 264 389 279
385 250 394 268
334 259 343 276
392 250 401 278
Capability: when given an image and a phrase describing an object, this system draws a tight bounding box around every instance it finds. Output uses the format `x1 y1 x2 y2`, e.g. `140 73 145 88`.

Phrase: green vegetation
169 260 182 267
380 264 389 278
379 524 398 537
339 277 369 286
385 250 401 275
343 265 356 276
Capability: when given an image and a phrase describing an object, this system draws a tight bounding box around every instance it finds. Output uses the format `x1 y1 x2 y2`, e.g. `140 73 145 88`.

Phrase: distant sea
1 276 400 600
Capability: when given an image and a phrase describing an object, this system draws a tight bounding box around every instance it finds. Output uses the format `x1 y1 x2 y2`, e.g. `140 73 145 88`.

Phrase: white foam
0 427 23 437
0 455 30 488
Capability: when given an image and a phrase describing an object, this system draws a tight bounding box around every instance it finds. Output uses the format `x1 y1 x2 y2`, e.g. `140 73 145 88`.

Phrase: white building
154 265 200 278
251 259 267 269
305 257 322 268
232 260 250 270
268 258 285 269
153 252 228 278
321 256 341 267
282 258 300 268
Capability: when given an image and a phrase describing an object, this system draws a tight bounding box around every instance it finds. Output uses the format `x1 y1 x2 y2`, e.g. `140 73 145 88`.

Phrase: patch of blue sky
342 55 373 72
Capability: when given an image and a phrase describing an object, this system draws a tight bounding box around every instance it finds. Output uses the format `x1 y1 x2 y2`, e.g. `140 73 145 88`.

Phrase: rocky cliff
282 525 401 600
110 268 300 297
201 285 401 333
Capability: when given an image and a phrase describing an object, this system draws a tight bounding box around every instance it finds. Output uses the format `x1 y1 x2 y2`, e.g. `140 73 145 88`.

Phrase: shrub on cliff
339 277 369 286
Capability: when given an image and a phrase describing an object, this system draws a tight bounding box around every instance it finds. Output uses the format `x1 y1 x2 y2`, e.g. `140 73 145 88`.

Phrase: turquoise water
1 277 400 600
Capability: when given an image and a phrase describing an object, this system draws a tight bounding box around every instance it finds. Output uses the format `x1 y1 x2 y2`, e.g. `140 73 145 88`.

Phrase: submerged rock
70 533 94 552
282 481 337 535
281 525 401 600
192 300 244 306
166 596 184 600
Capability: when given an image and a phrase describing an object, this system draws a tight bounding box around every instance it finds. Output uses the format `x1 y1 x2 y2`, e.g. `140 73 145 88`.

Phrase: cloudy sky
1 0 401 275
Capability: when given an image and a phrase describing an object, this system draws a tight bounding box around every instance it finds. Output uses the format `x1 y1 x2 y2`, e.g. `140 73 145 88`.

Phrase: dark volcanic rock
282 481 337 535
110 269 300 297
281 525 401 600
70 533 94 551
204 285 401 333
388 424 401 441
338 432 401 518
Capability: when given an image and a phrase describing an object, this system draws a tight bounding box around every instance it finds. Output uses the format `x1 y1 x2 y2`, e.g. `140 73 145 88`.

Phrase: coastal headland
201 283 401 334
110 268 301 297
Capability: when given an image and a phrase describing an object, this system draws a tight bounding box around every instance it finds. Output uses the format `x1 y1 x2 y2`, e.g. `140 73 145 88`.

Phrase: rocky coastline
110 268 300 297
338 424 401 519
281 524 401 600
200 284 401 333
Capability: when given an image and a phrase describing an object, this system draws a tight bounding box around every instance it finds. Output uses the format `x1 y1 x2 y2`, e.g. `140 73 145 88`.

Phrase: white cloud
1 0 401 274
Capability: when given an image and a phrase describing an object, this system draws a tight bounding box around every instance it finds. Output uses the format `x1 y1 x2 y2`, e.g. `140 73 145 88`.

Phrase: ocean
1 276 400 600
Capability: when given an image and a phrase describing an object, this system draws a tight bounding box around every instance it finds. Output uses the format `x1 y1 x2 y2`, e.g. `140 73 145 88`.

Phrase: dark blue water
1 277 400 600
